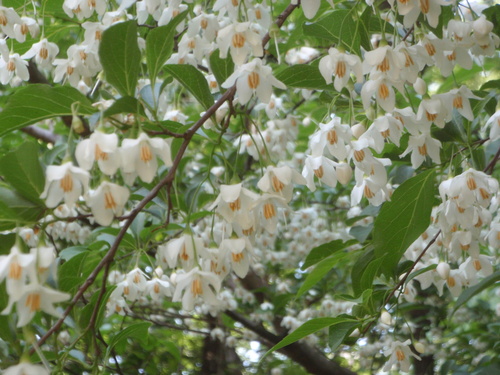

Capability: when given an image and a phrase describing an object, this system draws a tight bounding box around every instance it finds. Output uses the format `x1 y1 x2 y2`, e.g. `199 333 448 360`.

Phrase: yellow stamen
229 198 241 211
60 173 74 193
263 203 276 219
191 279 203 296
232 252 244 263
232 33 246 48
140 143 153 162
314 166 324 178
247 71 260 89
26 293 41 312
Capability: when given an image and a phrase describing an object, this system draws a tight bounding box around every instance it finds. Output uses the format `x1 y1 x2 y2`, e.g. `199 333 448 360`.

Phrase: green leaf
79 286 115 330
164 64 214 110
209 50 235 89
0 85 95 137
263 317 357 358
351 248 374 297
58 251 103 293
349 224 373 243
275 65 332 91
103 96 146 118
297 253 345 298
373 169 436 277
146 12 188 85
302 239 357 270
303 10 361 54
452 269 500 315
328 321 359 352
100 21 141 97
105 322 152 361
0 187 45 224
483 5 500 36
0 234 15 254
0 142 45 203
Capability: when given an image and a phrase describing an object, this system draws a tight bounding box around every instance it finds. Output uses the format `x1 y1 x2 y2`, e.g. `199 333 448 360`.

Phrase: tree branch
21 125 60 143
225 310 357 375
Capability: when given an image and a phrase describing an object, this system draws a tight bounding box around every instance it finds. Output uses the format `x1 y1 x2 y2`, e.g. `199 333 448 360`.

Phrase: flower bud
414 78 427 95
380 310 393 325
437 262 450 280
351 123 366 139
72 115 85 134
336 162 352 185
414 342 425 354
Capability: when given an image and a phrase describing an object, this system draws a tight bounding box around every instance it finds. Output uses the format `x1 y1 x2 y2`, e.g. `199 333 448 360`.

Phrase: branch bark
225 310 357 375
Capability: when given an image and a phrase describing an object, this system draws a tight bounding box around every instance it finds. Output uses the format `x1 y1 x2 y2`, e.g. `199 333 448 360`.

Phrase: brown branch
225 310 357 375
21 125 60 143
484 145 500 174
261 3 299 49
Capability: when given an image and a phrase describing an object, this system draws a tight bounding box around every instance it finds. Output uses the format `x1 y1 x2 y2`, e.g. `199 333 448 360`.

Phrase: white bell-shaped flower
121 133 173 183
40 162 90 208
75 131 121 175
87 182 129 226
222 58 286 105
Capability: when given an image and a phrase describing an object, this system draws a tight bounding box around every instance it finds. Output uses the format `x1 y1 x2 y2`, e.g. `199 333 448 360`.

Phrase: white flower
309 116 352 160
400 131 441 169
319 48 363 92
302 155 338 192
383 339 421 373
87 182 129 226
222 58 286 105
217 22 263 66
210 183 259 225
157 234 206 270
12 16 40 43
40 162 90 208
2 281 70 327
3 362 49 375
0 53 29 85
121 133 173 183
172 268 221 310
22 38 59 70
257 165 305 202
220 237 253 278
75 131 121 175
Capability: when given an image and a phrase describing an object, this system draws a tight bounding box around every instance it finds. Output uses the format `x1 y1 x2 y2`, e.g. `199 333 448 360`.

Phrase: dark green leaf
263 317 357 358
79 286 115 330
103 96 146 118
351 248 374 297
303 10 361 54
58 251 103 293
0 187 45 223
452 269 500 315
484 5 500 36
209 49 235 89
297 252 346 298
373 169 436 277
0 234 15 254
146 12 188 84
275 65 332 91
0 85 95 137
105 322 152 360
100 21 141 96
349 223 373 243
164 64 214 109
0 142 45 203
328 321 359 352
302 239 357 270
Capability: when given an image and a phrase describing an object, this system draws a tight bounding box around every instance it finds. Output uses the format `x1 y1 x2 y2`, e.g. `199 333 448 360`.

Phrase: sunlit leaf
373 169 436 277
100 20 141 96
